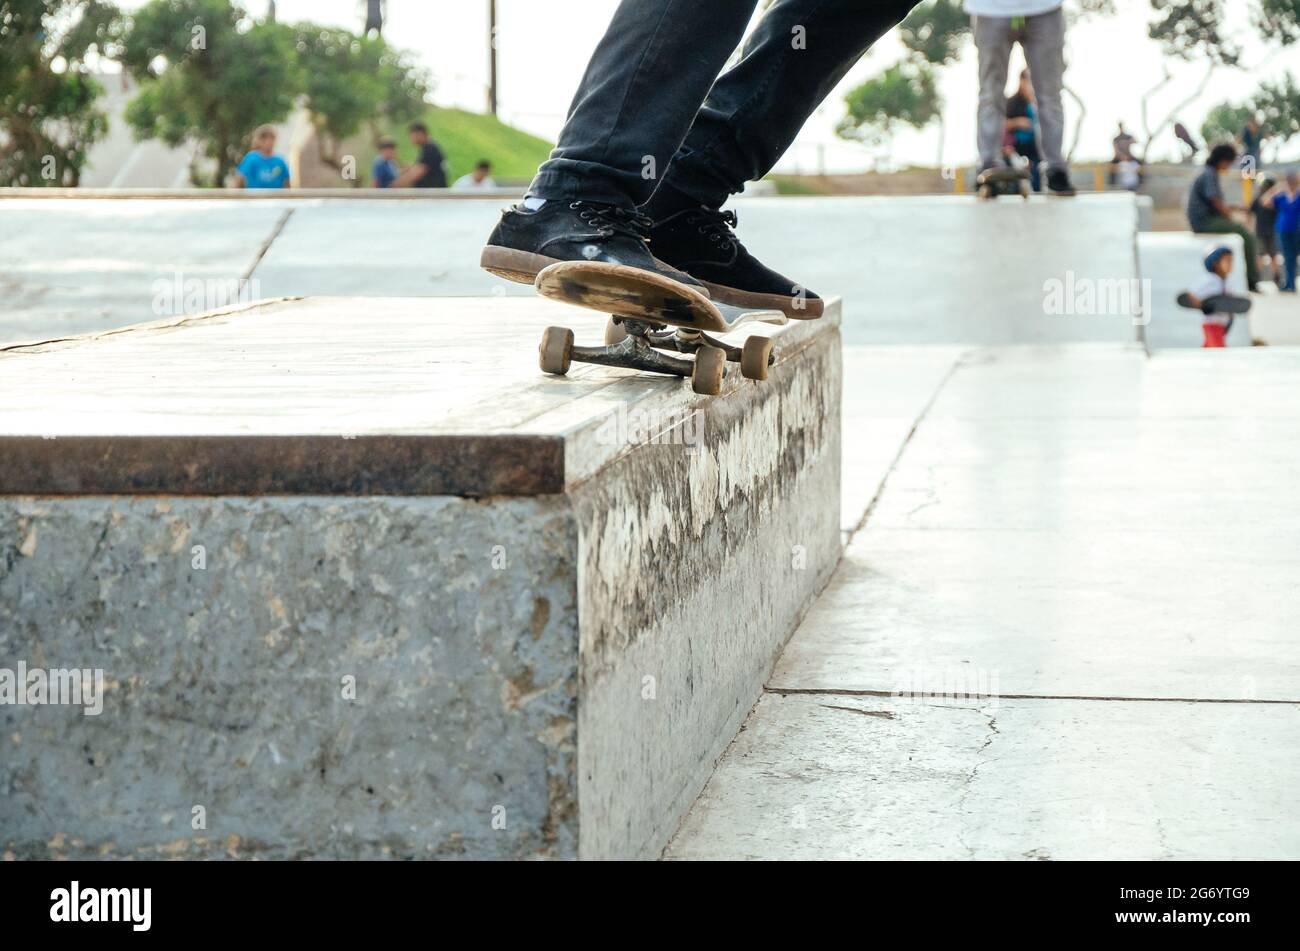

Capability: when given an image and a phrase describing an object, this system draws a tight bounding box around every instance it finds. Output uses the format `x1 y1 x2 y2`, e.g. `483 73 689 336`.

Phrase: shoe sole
481 245 710 299
480 246 565 285
699 280 824 319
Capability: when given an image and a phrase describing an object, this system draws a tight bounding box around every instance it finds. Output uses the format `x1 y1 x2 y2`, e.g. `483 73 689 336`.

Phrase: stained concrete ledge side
573 324 842 859
0 495 580 859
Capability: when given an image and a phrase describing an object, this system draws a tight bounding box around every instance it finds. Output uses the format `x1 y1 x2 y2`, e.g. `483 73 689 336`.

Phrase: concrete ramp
0 295 841 860
0 199 289 342
728 194 1144 345
2 194 1147 348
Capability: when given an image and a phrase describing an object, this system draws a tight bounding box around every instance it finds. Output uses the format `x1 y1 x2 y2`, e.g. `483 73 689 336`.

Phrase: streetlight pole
488 0 498 117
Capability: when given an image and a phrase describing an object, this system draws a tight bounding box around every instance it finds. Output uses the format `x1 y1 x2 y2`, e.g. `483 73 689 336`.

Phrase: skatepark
2 190 1299 860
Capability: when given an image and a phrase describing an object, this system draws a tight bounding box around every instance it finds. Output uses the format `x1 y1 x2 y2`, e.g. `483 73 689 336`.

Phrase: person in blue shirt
1005 70 1041 191
1259 170 1300 292
234 125 291 189
371 138 400 188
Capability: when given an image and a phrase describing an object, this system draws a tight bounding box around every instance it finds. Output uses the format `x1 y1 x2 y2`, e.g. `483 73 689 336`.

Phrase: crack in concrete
817 704 896 719
844 353 964 543
766 686 1300 705
956 708 1000 858
242 208 294 283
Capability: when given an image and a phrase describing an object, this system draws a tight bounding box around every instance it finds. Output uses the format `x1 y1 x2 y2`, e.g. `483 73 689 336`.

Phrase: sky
109 0 1300 169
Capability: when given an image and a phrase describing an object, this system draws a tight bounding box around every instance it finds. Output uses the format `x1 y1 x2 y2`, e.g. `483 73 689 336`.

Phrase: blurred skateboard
1176 292 1251 314
534 260 787 395
976 166 1031 200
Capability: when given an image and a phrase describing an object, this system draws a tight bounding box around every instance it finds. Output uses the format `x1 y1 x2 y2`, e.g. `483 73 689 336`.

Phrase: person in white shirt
1115 158 1141 191
453 160 499 191
966 0 1076 195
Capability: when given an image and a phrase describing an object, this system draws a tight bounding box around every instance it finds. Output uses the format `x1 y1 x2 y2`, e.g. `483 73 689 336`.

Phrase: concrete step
0 295 843 860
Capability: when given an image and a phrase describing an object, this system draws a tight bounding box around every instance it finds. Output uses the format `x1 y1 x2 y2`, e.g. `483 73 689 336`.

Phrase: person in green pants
1188 143 1260 291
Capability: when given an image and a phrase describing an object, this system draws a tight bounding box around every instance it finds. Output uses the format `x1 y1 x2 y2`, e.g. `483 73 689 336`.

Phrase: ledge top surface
1 295 839 496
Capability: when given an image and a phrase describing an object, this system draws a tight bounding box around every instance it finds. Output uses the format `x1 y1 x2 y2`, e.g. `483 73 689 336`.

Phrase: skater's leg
483 0 758 288
640 0 918 317
1280 231 1299 291
973 16 1015 172
529 0 760 209
656 0 920 208
1018 141 1042 192
1021 8 1067 172
1021 8 1076 193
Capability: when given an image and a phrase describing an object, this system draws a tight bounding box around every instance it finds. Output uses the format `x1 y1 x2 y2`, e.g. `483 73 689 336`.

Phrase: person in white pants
967 0 1076 195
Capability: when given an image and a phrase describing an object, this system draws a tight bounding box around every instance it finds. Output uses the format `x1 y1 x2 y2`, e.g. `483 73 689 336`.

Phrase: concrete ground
666 343 1300 860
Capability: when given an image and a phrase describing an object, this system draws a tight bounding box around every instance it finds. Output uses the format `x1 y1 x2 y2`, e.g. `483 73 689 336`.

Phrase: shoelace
570 201 653 241
687 208 740 248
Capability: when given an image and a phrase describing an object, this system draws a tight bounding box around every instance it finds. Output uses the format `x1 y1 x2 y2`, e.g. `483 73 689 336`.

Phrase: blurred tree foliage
290 22 429 183
120 0 301 185
120 0 429 186
0 0 120 186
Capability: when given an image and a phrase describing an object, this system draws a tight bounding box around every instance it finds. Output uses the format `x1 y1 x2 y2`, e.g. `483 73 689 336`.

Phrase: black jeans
531 0 919 210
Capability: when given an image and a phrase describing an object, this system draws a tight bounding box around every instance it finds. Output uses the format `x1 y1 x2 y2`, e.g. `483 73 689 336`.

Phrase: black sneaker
480 199 704 292
643 203 823 319
1046 168 1077 196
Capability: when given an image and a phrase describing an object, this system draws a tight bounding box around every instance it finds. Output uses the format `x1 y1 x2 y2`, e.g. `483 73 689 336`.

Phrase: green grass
383 105 554 183
767 175 830 196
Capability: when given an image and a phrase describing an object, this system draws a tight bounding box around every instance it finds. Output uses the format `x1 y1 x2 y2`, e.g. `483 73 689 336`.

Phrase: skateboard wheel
539 326 574 375
604 318 628 345
691 345 727 396
740 336 774 381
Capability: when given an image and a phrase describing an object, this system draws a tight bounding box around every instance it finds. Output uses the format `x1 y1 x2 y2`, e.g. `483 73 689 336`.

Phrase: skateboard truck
539 317 776 396
532 260 787 396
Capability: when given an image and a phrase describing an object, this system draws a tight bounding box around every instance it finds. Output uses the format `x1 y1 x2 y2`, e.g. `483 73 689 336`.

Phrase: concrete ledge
0 295 842 859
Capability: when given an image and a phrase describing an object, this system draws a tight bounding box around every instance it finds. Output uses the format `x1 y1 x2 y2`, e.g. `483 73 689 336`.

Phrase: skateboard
1177 292 1251 314
976 166 1031 200
533 260 787 396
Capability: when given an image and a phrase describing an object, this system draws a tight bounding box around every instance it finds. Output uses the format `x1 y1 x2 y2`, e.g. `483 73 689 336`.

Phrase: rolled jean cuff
529 162 644 210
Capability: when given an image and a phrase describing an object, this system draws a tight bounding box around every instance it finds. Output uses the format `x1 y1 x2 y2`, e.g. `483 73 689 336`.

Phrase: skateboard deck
536 260 790 333
532 261 787 395
1177 292 1252 314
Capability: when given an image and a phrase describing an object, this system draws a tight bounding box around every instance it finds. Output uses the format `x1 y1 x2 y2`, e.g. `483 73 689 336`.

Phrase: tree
1253 72 1300 151
1201 101 1256 146
1255 0 1300 44
898 0 967 166
120 0 301 186
1140 0 1245 161
291 23 428 182
0 0 121 186
836 61 940 151
899 0 967 66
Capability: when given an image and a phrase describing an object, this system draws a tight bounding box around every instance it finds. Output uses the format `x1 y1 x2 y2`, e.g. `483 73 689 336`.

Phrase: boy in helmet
1177 246 1251 348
